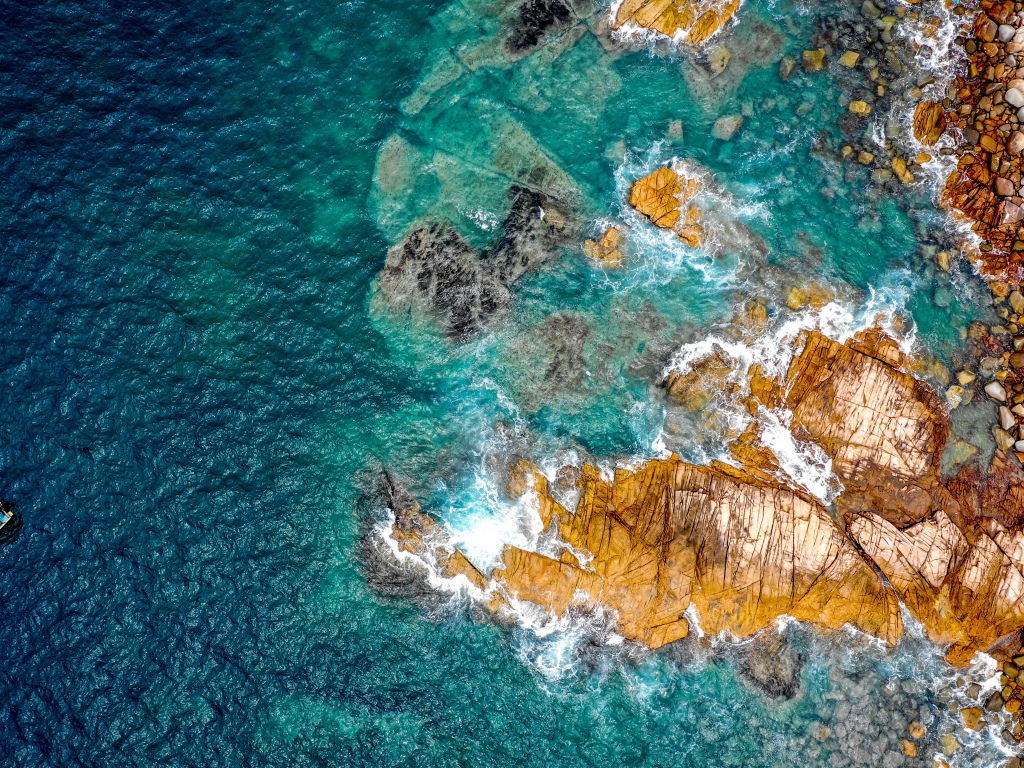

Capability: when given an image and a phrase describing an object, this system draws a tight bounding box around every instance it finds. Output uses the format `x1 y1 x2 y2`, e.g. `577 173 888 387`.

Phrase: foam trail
757 407 844 504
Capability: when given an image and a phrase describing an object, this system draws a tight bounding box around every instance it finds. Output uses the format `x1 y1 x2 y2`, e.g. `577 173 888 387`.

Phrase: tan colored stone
839 50 860 67
613 0 740 44
582 226 625 268
909 722 927 739
913 101 946 145
803 49 826 72
849 100 871 117
901 740 918 757
628 165 705 247
961 706 983 730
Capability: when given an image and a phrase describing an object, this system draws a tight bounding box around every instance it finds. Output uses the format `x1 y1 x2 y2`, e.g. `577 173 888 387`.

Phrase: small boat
0 501 22 545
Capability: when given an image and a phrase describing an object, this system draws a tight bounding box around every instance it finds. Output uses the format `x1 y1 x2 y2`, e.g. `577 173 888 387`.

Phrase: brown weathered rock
780 331 952 526
913 101 946 146
380 320 1024 674
490 457 902 648
628 165 705 247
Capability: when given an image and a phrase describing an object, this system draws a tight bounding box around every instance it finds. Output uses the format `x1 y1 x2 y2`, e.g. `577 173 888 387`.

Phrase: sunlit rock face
612 0 742 45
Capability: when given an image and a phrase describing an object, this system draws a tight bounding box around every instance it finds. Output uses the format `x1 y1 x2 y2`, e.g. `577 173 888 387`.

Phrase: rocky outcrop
612 0 741 45
582 226 624 267
378 185 576 339
777 331 953 526
379 325 1024 681
628 165 705 247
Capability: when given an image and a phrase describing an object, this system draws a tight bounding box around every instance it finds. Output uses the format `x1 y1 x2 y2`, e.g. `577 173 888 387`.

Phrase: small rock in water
1001 405 1016 431
862 0 880 18
871 168 892 183
1010 289 1024 314
858 151 875 165
900 739 917 757
961 706 984 730
712 115 743 141
706 45 731 78
849 100 872 116
802 49 826 72
946 385 965 408
937 250 951 270
668 119 683 139
840 50 860 67
957 370 977 386
995 427 1017 451
779 55 797 81
986 380 1008 401
908 722 927 739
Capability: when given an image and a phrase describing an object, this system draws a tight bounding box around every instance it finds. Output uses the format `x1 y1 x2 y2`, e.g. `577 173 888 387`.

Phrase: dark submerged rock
506 0 574 54
735 627 808 700
380 185 576 340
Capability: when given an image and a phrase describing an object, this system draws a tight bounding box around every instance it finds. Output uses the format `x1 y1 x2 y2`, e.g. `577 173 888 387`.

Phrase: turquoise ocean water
0 0 1015 764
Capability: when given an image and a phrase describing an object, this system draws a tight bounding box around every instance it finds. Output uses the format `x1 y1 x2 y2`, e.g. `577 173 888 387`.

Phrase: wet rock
1001 405 1017 431
1011 131 1024 155
913 101 946 146
802 49 826 72
961 706 984 730
1011 289 1024 314
987 380 1009 401
582 226 624 268
379 186 575 339
839 50 860 68
706 45 731 78
612 0 741 44
862 0 880 19
849 100 872 117
628 164 705 247
976 14 998 43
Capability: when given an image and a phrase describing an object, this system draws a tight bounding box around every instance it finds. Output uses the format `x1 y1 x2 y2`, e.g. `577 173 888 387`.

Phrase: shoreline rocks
383 329 1024 678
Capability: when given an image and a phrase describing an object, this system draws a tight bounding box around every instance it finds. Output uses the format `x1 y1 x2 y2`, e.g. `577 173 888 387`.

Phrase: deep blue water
0 0 1010 765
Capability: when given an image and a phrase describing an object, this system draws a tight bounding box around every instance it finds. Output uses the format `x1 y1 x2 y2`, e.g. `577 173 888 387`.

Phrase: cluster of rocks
942 0 1024 275
788 0 950 191
946 284 1024 451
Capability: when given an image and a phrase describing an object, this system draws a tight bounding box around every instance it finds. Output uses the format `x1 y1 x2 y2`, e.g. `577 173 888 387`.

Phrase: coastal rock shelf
384 329 1024 675
612 0 741 44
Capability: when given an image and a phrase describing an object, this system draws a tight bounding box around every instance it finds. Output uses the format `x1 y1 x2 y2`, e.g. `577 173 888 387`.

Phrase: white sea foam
607 147 767 289
756 406 844 504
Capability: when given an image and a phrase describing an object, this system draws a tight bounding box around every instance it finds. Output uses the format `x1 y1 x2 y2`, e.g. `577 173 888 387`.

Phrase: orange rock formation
384 329 1024 667
612 0 741 45
628 165 705 247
